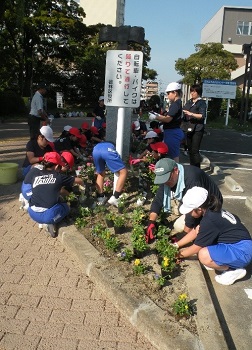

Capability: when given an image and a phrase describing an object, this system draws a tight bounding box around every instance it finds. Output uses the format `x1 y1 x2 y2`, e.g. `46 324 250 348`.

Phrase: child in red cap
27 152 84 237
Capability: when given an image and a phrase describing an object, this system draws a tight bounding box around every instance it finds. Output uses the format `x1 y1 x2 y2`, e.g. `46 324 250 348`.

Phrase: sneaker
45 224 58 238
97 196 107 205
215 268 246 286
108 195 119 207
183 150 188 156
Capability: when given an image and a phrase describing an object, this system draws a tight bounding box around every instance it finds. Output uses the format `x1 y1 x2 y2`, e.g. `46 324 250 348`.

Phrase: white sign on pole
202 79 236 99
56 92 63 108
104 50 143 108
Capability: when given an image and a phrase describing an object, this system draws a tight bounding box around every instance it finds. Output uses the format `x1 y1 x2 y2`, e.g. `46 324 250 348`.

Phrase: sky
124 0 252 91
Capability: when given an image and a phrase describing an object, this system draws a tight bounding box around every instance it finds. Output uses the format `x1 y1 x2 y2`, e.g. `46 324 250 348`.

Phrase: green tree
175 42 238 85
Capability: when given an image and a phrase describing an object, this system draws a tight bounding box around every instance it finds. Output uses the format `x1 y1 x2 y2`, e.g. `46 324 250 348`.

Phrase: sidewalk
0 140 156 350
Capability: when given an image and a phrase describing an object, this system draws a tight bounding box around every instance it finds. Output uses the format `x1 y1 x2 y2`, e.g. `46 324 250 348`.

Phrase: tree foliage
175 43 238 85
0 0 157 107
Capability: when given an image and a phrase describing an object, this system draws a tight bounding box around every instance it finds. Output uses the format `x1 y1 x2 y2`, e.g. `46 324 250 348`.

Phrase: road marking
201 149 252 157
221 166 252 171
223 195 247 199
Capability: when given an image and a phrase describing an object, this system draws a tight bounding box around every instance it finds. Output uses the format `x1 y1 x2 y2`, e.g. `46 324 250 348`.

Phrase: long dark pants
28 115 41 140
186 130 204 167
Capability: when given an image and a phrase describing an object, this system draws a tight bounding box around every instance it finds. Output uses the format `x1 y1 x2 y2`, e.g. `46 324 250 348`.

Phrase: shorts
21 182 33 200
92 142 125 174
163 128 184 159
28 203 70 225
207 240 252 269
22 165 32 177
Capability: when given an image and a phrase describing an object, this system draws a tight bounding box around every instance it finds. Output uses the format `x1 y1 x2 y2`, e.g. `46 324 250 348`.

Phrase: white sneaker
108 195 119 207
215 268 246 285
97 196 107 205
183 151 188 156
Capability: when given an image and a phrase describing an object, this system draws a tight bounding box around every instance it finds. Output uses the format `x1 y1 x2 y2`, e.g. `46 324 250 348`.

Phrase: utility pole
239 43 252 124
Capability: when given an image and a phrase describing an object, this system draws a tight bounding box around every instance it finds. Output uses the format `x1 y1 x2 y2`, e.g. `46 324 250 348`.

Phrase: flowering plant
103 178 113 194
117 248 133 262
153 273 166 287
131 234 148 252
113 214 126 227
172 293 193 317
85 163 96 180
133 259 146 275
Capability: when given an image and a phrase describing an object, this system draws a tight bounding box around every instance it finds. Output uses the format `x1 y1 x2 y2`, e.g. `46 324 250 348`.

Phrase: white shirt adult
30 90 47 119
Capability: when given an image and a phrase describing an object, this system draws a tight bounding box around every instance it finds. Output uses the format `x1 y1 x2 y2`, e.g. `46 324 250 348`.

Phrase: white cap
99 96 104 101
165 82 181 92
63 125 72 131
179 187 208 214
40 125 54 142
144 131 158 139
133 120 140 130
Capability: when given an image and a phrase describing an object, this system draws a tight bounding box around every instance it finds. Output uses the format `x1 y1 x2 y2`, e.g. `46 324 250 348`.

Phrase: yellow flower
179 293 187 300
134 259 141 266
185 305 188 310
163 256 169 267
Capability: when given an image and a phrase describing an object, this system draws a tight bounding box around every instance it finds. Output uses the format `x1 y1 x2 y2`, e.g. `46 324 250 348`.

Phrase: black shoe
46 224 58 238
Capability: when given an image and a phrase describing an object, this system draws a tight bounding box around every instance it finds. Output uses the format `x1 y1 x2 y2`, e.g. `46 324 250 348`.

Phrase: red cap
90 126 99 135
61 151 74 169
153 128 162 134
69 127 81 138
81 122 89 130
79 134 87 147
150 142 168 154
44 152 65 166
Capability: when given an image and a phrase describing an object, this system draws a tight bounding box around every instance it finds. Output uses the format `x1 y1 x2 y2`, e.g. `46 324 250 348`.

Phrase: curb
58 224 228 350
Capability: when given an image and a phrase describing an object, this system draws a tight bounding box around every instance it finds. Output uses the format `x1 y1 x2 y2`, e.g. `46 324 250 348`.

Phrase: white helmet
165 82 181 93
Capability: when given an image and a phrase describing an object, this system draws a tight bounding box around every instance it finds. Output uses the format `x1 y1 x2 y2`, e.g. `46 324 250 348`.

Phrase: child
92 142 127 207
176 186 252 285
27 152 84 237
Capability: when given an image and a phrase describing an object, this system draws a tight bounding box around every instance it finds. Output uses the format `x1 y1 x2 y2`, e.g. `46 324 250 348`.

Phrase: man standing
28 83 49 139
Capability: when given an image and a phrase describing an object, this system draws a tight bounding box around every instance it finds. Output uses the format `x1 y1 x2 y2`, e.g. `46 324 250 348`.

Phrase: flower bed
69 165 197 334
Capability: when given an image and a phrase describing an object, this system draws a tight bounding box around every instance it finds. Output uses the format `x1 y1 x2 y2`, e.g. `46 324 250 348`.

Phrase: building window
237 21 252 36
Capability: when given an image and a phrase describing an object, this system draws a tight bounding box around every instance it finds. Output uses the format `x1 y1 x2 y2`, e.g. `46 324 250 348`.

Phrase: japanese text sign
104 50 143 107
202 79 236 99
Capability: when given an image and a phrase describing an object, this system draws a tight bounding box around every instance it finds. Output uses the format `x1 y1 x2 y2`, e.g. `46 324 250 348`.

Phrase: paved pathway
0 141 156 350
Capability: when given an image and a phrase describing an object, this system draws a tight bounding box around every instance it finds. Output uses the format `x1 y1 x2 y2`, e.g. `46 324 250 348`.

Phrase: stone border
58 224 228 350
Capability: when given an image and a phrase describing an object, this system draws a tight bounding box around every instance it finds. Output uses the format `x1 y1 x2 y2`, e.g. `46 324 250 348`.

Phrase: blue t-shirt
23 140 53 167
195 209 251 247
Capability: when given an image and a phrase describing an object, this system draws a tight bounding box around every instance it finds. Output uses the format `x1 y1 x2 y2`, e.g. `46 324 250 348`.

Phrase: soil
71 173 198 336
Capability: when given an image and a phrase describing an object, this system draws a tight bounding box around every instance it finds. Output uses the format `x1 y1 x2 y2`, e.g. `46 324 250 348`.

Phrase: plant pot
133 248 146 259
114 226 125 234
106 219 114 228
161 269 171 279
118 207 125 214
70 199 79 208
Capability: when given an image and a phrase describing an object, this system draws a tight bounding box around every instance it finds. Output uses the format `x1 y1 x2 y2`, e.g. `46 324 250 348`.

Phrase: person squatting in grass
176 186 252 286
27 152 84 238
145 158 223 243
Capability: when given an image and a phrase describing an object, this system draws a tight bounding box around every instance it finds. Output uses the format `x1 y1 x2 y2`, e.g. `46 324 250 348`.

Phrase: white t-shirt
30 91 44 117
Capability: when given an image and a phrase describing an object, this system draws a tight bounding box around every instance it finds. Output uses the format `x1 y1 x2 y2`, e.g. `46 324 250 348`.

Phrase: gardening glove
148 163 155 172
130 158 141 165
148 112 157 121
145 221 156 243
96 116 101 120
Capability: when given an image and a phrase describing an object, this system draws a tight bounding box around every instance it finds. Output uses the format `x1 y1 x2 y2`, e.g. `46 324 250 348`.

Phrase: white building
201 6 252 87
79 0 125 26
